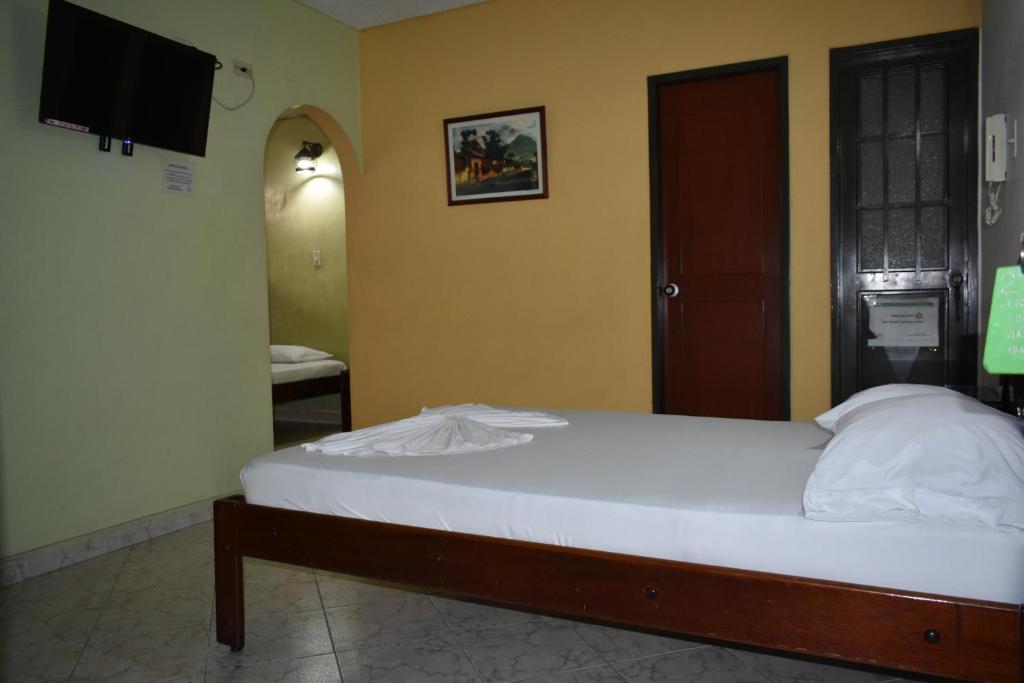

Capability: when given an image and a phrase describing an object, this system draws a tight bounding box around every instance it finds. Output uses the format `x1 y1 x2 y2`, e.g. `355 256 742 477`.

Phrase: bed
214 408 1023 682
270 359 351 433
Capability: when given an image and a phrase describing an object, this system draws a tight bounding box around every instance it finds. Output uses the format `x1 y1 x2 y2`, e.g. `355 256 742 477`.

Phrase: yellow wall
352 0 980 425
265 116 349 362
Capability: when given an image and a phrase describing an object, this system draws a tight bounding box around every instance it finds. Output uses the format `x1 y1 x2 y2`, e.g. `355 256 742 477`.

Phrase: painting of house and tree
444 106 548 205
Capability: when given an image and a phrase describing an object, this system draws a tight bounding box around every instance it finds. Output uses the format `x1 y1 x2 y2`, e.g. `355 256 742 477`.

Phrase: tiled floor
1 522 923 682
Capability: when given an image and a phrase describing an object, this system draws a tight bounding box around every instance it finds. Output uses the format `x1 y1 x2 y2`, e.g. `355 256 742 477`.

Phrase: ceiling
296 0 489 29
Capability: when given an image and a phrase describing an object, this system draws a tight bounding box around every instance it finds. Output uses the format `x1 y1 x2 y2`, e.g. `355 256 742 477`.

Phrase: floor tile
245 558 313 584
337 634 481 682
113 557 213 593
91 582 213 640
0 550 126 617
0 606 99 682
431 595 541 633
315 570 418 608
0 641 89 683
730 648 893 683
457 619 604 682
243 573 321 617
573 622 703 662
115 562 213 597
325 593 450 651
528 665 628 682
614 647 771 683
208 609 333 669
1 603 99 649
119 526 212 574
206 653 341 682
70 623 208 682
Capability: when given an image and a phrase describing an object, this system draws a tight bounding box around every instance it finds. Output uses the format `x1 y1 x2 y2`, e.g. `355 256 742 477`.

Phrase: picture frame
443 106 548 205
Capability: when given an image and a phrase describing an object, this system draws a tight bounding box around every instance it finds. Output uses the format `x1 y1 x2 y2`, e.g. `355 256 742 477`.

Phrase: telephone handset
985 114 1008 182
985 114 1017 226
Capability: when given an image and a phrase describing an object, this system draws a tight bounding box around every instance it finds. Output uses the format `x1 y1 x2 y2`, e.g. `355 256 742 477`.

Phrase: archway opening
264 107 352 447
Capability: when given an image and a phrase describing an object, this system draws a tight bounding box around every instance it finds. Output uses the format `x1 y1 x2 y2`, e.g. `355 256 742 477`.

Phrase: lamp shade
294 141 323 173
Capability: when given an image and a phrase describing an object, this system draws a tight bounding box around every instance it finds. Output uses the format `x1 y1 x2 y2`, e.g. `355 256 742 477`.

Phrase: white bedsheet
241 410 1024 604
270 359 347 385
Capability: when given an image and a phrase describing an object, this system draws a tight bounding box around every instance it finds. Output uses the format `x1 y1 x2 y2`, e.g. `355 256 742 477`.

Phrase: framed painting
444 106 548 205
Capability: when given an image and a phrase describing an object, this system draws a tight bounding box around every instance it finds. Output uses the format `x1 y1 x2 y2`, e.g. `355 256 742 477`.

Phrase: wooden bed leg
214 497 245 651
340 369 352 432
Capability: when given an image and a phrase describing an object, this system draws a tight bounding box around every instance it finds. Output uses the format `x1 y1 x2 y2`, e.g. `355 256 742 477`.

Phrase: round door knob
923 629 941 644
662 283 680 298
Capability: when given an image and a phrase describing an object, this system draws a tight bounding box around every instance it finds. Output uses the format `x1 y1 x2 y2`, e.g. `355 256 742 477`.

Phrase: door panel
680 300 767 419
831 31 978 404
674 107 766 275
651 61 788 420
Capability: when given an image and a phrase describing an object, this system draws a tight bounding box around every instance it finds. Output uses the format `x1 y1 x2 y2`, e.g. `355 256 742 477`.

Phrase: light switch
313 249 321 267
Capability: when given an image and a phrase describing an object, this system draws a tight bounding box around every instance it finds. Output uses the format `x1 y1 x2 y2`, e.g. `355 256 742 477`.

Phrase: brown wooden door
651 62 788 420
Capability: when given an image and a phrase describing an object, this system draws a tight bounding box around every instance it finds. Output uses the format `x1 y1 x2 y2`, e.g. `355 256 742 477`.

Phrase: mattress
241 410 1024 604
270 359 347 385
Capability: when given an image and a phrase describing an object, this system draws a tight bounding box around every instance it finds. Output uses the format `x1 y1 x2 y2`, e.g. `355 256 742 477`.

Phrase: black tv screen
38 0 217 157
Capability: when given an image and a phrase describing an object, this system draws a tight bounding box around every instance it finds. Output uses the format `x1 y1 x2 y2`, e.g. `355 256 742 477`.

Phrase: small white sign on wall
163 160 194 193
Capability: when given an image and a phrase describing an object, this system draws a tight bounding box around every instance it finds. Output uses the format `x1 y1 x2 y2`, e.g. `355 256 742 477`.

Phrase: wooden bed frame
214 495 1022 682
271 368 351 433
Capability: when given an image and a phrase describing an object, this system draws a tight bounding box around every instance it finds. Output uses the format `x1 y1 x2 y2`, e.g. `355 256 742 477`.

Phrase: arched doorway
263 106 355 447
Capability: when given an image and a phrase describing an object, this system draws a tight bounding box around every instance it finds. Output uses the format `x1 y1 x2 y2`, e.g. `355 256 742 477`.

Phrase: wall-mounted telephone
984 113 1018 226
986 114 1008 182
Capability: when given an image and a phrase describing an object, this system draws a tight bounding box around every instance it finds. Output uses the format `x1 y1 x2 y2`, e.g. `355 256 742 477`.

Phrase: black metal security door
831 30 978 405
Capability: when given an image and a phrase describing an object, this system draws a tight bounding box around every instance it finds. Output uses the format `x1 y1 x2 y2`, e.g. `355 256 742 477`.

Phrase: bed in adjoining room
215 387 1024 683
270 345 351 436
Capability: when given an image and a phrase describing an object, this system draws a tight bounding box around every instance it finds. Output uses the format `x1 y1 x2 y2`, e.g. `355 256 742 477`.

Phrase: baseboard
0 492 238 586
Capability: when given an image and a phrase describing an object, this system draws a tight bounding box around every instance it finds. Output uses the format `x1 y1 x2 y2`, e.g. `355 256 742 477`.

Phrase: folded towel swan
301 404 569 457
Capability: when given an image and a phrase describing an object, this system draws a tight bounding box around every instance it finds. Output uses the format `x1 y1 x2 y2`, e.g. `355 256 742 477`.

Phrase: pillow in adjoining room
270 345 333 363
814 383 963 432
803 393 1024 529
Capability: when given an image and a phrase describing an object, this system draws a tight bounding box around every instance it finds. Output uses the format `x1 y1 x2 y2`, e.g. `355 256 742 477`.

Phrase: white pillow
815 383 962 432
803 393 1024 529
270 345 333 363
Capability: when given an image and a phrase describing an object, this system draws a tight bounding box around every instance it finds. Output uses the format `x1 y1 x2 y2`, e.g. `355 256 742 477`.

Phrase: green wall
0 0 360 557
266 116 349 362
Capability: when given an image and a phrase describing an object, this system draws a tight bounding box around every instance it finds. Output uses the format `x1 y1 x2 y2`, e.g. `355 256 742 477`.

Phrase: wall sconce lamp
294 141 324 173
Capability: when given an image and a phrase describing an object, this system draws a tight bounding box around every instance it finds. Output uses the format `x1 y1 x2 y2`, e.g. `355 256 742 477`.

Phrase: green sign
984 266 1024 374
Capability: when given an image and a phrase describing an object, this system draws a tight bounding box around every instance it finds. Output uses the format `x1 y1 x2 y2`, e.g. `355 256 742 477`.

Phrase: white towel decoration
418 404 569 428
302 404 568 457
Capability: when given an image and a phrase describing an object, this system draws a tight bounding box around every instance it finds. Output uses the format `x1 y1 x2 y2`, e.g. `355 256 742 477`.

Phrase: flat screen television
38 0 217 157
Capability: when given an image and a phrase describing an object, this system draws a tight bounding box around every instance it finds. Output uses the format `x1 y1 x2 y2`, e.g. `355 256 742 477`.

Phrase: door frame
829 30 979 406
648 57 791 417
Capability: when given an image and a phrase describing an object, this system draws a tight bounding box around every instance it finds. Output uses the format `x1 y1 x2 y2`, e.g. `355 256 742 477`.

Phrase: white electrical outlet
233 59 253 78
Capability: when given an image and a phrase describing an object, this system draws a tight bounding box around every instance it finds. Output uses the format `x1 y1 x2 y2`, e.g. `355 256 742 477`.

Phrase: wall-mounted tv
38 0 217 157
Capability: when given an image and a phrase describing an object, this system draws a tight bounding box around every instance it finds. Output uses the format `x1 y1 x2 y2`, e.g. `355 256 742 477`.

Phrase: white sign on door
866 297 940 348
